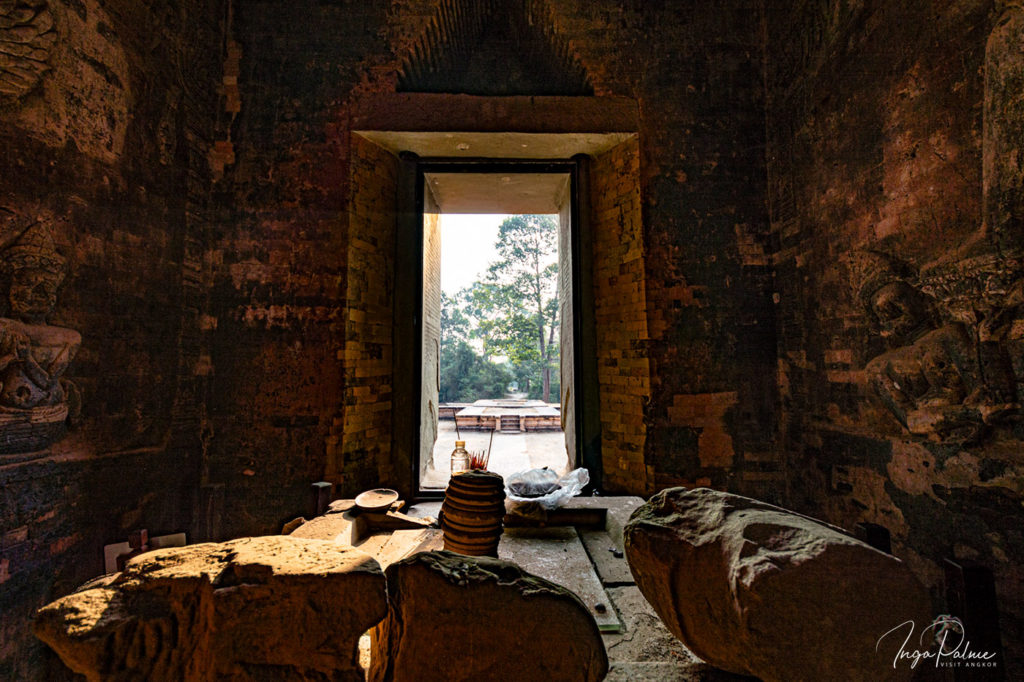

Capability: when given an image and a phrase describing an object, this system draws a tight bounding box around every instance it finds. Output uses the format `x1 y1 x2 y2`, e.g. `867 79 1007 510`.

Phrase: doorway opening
421 211 569 489
416 165 579 493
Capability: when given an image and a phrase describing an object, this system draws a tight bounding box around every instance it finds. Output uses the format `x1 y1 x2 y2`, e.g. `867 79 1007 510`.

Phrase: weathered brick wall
765 0 1024 670
211 0 777 508
1 452 199 678
590 137 651 493
201 1 391 537
204 193 346 538
20 2 1024 676
532 1 778 496
187 0 773 536
632 5 779 498
0 0 223 677
334 135 399 491
6 2 1019 676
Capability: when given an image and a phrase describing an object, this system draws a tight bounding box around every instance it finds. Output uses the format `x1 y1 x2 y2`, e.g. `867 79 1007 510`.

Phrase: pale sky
439 213 560 296
439 213 506 295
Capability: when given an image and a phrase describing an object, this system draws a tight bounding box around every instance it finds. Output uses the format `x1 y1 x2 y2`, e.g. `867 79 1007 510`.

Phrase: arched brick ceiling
397 0 592 96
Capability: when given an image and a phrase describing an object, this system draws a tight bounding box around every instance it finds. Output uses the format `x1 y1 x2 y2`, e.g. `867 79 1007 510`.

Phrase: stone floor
323 497 755 681
421 420 571 489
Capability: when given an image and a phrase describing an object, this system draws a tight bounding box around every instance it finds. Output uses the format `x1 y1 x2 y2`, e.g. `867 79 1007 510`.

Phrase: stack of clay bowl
440 470 506 557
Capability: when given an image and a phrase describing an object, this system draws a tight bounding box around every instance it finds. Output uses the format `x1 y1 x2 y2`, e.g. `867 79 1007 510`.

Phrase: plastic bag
505 467 589 516
506 467 560 498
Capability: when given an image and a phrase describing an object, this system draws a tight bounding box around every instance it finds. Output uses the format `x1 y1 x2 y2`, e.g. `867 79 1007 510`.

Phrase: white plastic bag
505 467 589 515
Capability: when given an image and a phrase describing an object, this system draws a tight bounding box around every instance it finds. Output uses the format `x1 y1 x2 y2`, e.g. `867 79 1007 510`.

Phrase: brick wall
632 3 779 498
765 0 1024 671
0 0 224 677
334 136 399 491
204 193 346 537
5 1 775 676
15 3 1022 677
213 0 776 503
590 137 651 493
201 0 386 537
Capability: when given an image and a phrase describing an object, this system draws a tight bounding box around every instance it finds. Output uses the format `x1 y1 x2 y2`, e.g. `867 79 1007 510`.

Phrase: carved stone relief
985 2 1024 254
0 205 80 454
851 3 1024 443
0 1 56 104
850 250 1023 443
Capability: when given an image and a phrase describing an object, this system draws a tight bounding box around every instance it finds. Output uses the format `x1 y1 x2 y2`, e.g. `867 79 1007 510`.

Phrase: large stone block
34 536 387 681
624 487 932 682
368 550 608 682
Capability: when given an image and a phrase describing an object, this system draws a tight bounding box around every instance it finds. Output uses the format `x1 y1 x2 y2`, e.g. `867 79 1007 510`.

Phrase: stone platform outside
451 399 562 432
421 419 570 489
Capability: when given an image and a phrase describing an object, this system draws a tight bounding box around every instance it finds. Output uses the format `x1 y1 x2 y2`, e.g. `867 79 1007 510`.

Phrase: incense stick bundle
468 450 489 470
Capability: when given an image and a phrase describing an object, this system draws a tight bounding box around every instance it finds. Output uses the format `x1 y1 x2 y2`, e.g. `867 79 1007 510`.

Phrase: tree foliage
439 215 561 403
438 290 514 403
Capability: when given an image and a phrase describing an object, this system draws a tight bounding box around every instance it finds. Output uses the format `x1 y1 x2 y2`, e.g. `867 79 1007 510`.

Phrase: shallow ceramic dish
354 488 399 512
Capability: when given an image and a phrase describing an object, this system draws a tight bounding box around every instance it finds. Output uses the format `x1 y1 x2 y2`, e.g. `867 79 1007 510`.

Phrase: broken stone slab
290 507 366 545
624 488 932 682
602 587 758 681
579 528 634 585
35 536 387 681
36 578 214 681
500 526 622 632
368 550 608 682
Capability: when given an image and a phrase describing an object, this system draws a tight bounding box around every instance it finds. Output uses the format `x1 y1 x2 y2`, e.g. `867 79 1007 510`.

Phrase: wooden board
499 526 622 633
503 507 607 530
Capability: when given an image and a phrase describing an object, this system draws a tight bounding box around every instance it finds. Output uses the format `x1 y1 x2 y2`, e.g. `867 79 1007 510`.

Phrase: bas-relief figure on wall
0 1 56 104
851 250 1022 443
844 0 1024 444
0 207 80 455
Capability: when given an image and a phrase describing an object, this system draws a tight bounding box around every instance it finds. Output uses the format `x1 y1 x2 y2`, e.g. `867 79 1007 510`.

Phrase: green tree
438 215 561 404
476 215 560 403
439 290 513 402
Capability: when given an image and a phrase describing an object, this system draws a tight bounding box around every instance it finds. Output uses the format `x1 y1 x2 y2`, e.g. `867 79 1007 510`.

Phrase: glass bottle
450 440 470 476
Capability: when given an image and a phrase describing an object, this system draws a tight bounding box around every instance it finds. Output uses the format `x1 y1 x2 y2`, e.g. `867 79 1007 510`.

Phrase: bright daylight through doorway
420 212 571 490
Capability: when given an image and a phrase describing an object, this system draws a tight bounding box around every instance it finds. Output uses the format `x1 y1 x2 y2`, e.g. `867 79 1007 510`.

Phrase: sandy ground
421 420 571 489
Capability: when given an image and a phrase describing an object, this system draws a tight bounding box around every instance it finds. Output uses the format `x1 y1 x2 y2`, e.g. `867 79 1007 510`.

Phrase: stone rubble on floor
34 536 387 681
624 487 932 682
368 550 608 682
